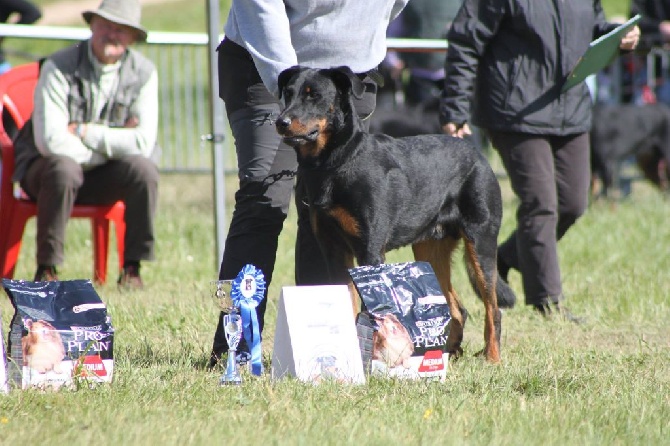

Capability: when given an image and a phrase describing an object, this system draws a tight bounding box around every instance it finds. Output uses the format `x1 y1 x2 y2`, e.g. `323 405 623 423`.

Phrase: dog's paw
448 346 464 361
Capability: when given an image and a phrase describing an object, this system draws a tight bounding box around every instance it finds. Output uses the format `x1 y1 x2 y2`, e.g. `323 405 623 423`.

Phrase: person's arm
630 0 662 35
592 1 640 51
32 59 105 165
630 0 670 45
11 0 41 24
593 1 623 38
228 0 298 97
440 0 505 136
80 70 159 159
390 0 409 22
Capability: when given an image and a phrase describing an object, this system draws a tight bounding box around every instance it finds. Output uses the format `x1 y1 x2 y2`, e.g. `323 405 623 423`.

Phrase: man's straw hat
82 0 147 42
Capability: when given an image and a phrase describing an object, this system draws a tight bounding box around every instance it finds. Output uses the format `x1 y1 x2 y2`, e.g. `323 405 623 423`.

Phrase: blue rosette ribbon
231 264 265 376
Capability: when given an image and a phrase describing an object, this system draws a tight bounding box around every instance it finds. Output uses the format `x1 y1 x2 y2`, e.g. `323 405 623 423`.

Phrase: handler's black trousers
488 131 590 306
211 39 377 358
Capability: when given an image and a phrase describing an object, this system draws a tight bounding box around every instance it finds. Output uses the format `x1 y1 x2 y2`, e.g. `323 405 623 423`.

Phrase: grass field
1 167 669 445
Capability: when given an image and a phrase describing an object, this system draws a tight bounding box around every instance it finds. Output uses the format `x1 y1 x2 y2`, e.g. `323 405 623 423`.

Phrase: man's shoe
118 263 144 290
533 302 585 324
34 265 58 282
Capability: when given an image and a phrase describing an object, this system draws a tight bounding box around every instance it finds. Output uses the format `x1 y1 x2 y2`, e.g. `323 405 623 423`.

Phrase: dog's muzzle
275 116 319 147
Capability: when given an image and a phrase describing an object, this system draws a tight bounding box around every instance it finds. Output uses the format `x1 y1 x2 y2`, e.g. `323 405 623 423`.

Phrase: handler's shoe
118 263 144 291
34 265 59 282
533 302 585 324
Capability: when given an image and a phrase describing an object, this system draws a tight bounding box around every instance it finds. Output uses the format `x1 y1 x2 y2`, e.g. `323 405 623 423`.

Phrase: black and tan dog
275 66 516 363
591 103 670 198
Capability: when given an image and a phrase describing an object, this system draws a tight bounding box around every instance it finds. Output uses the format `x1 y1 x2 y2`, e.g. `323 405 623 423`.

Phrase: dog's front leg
312 227 359 313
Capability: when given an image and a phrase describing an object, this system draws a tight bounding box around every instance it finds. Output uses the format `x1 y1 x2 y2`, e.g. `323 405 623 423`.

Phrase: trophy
211 265 266 384
212 280 243 386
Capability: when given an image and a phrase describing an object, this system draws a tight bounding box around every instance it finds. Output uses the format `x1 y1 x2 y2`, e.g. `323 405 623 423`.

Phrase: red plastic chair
0 62 126 284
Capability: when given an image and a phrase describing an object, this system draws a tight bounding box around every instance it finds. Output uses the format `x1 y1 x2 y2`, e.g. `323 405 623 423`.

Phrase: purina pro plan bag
2 279 114 390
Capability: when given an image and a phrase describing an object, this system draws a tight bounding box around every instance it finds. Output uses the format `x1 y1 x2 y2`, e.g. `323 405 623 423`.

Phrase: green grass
1 167 669 445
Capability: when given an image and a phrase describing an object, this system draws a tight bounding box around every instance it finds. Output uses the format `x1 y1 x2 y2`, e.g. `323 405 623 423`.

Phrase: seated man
12 0 159 288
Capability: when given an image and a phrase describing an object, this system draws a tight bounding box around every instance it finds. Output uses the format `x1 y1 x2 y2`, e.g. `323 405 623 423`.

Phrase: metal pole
205 0 227 272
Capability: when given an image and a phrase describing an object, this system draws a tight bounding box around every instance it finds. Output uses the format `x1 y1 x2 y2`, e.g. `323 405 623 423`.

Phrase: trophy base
219 376 242 386
219 349 243 386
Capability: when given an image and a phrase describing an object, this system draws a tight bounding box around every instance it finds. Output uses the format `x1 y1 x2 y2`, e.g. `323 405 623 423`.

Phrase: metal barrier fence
0 24 449 174
0 24 447 264
4 23 668 170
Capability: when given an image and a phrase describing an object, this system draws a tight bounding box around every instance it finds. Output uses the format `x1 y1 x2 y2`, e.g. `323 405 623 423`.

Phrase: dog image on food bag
372 313 414 369
21 319 65 374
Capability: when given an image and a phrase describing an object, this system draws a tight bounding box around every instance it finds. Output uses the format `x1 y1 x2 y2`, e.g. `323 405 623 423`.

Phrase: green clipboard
562 14 641 92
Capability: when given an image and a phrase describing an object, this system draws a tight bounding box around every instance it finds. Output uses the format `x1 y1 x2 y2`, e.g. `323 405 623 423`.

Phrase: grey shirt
224 0 410 96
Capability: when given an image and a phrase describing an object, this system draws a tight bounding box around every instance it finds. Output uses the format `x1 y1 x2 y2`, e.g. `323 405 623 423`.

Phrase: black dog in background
369 96 487 153
590 103 670 198
369 97 443 137
275 66 516 363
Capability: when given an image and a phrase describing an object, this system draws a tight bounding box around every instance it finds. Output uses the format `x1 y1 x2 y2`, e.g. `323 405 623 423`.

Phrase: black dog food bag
2 279 115 390
350 261 451 381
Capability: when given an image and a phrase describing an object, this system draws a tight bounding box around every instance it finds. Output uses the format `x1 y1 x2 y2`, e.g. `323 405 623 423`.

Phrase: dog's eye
303 86 320 100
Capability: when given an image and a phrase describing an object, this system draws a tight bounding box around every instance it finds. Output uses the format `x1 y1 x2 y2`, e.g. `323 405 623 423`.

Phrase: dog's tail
496 276 516 309
466 266 517 309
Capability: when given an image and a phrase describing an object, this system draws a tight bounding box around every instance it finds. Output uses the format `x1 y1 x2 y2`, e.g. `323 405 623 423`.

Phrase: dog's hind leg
462 234 502 364
412 238 467 360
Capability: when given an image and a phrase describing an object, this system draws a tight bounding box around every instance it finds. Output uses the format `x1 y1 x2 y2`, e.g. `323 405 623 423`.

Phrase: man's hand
68 122 87 139
124 116 139 128
660 21 670 42
442 122 472 138
620 25 640 50
68 116 138 139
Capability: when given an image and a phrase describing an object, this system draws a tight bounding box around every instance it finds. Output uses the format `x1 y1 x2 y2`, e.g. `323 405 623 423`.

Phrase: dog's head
275 66 365 161
372 313 414 369
21 319 65 370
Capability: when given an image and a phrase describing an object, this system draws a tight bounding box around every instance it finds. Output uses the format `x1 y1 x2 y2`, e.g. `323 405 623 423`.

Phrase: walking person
440 0 639 319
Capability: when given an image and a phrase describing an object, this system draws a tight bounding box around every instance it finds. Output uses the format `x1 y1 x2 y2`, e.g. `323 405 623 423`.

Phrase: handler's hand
443 122 472 138
620 25 640 50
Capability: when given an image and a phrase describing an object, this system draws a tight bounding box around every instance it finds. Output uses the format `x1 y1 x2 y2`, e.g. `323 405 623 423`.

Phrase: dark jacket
440 0 616 135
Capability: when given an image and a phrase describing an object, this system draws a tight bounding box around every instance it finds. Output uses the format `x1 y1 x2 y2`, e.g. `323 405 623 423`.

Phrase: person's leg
76 156 159 264
553 133 590 241
210 39 296 364
20 155 83 270
489 131 561 306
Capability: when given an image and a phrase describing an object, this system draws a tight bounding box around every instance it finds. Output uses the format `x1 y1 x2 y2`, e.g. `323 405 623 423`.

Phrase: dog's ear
277 66 307 99
326 66 366 99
